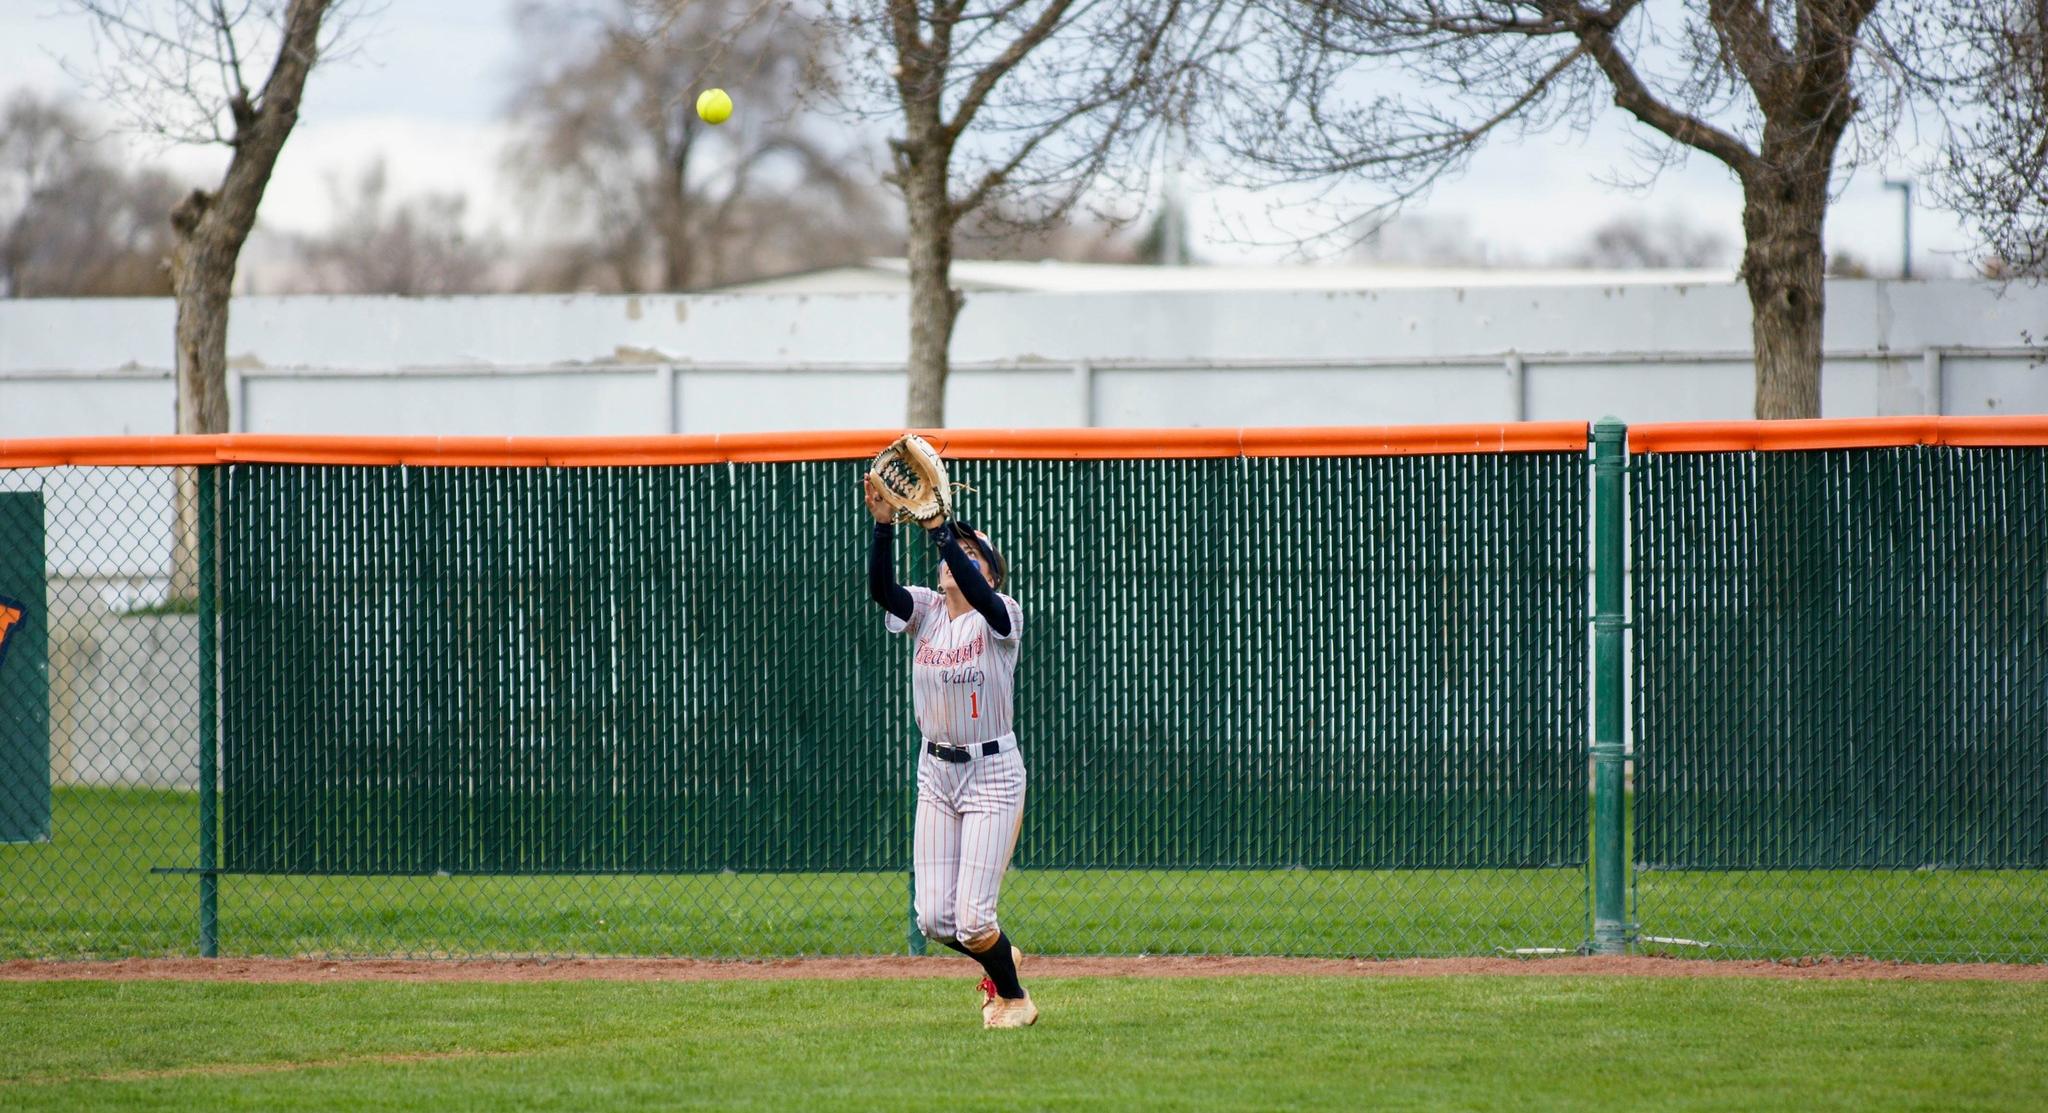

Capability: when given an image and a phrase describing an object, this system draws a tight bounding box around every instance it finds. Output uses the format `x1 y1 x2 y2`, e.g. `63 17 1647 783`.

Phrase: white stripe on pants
913 747 1026 944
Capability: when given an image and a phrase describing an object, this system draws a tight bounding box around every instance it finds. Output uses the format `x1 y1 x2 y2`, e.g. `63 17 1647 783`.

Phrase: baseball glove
867 433 953 526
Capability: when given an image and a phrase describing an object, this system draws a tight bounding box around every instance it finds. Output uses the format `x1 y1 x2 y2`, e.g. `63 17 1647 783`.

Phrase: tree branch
1569 3 1762 177
210 0 253 111
949 88 1101 217
206 0 328 245
887 0 934 106
943 0 1078 140
943 0 1181 218
1708 0 1794 104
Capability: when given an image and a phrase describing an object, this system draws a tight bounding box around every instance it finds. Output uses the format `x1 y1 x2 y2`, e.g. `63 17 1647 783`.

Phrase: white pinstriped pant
913 744 1027 945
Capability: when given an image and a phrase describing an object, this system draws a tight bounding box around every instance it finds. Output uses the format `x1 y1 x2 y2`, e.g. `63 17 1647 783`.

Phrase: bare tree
823 1 1240 425
1827 249 1874 278
1223 1 1997 418
505 0 886 294
288 159 500 294
1565 212 1735 270
0 94 93 298
1347 213 1504 267
71 0 342 596
1 92 182 297
72 0 342 432
1931 1 2047 278
954 199 1142 263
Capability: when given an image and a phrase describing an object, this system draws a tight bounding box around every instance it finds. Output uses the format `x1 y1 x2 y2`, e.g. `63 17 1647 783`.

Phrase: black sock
973 931 1025 999
936 937 972 956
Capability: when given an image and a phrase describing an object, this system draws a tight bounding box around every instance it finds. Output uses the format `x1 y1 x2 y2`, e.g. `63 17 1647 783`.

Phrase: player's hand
861 476 894 524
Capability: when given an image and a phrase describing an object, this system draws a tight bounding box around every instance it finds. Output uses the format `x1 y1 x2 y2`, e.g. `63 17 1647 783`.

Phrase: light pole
1884 178 1914 278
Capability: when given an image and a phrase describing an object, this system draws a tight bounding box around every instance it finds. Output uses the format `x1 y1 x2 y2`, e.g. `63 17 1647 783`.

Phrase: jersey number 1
969 692 979 719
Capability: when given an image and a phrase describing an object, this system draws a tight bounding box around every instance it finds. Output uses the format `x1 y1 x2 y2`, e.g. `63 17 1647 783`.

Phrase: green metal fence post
1590 419 1629 954
907 871 925 956
198 466 219 958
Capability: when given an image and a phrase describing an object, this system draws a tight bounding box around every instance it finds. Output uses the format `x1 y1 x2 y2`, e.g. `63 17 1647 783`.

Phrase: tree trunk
657 197 693 291
166 214 238 600
657 114 695 290
172 244 235 437
903 160 960 428
1739 165 1831 419
163 0 332 598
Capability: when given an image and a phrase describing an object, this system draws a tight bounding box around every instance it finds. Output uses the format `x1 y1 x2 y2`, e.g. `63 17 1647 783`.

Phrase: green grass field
5 789 2045 961
2 976 2044 1111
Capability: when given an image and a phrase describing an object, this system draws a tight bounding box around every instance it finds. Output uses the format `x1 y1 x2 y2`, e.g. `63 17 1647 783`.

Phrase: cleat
977 944 1030 1026
983 992 1038 1029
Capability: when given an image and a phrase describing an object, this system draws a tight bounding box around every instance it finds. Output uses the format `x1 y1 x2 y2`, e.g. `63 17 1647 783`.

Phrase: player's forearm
931 523 1011 636
869 522 914 620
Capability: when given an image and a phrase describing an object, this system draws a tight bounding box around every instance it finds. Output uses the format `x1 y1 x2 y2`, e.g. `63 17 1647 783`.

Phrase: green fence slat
1633 446 2048 871
1629 444 2048 961
209 456 1589 876
9 444 2047 962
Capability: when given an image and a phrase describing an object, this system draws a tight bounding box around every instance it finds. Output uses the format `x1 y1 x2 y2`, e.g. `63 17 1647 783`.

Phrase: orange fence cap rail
0 424 1590 468
11 419 2048 466
1631 416 2048 453
1240 423 1588 457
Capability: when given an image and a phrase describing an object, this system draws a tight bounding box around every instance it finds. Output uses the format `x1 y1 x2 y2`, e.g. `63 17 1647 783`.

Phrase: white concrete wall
5 281 2039 781
4 279 2043 441
55 613 199 789
0 278 2039 583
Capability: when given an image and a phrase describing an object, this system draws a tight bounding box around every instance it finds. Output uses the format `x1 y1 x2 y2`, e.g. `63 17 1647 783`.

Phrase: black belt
926 740 1003 764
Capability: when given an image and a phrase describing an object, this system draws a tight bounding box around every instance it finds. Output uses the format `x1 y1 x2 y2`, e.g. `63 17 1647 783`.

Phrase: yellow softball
696 88 732 126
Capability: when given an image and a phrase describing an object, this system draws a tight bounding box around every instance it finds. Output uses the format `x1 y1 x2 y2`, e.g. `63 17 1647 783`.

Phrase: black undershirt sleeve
931 522 1012 637
869 523 914 621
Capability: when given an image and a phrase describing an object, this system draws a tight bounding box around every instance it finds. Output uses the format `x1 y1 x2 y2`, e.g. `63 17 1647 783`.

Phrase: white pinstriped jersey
886 585 1023 746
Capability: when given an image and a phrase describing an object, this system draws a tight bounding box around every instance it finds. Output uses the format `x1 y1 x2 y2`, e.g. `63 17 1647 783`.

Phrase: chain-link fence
1 424 2042 962
1631 441 2048 962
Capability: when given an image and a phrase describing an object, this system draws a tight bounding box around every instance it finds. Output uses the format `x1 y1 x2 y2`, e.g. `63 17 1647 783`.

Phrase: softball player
862 477 1037 1029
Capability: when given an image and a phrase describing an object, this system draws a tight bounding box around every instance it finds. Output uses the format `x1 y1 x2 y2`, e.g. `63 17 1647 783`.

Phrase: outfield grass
1 976 2044 1110
5 789 2045 961
1634 868 2048 963
1 789 1588 958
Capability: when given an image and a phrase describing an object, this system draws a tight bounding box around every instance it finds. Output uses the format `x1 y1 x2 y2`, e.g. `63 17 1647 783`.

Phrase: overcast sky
3 0 1977 276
